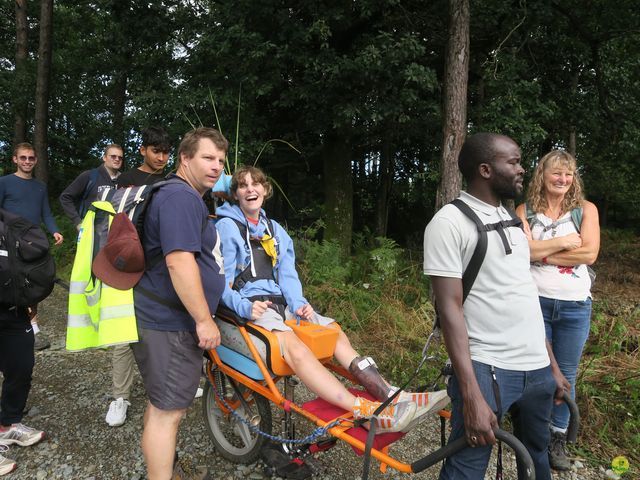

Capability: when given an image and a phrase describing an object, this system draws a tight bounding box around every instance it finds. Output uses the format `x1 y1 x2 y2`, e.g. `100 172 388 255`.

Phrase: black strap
450 199 488 303
433 200 522 329
224 216 278 290
78 168 99 218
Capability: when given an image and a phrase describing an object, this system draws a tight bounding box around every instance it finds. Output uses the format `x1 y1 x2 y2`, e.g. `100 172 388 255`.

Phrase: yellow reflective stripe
100 305 135 319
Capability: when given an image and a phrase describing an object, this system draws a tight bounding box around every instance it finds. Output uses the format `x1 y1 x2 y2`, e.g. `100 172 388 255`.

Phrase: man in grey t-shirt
424 133 569 480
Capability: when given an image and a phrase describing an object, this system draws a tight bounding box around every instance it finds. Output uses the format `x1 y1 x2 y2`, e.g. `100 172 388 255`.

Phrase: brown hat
92 213 145 290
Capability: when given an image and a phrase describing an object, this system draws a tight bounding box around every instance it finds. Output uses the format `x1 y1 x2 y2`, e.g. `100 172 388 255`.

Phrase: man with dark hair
105 130 170 428
0 142 63 350
117 127 171 187
59 144 123 230
131 127 227 479
423 133 569 480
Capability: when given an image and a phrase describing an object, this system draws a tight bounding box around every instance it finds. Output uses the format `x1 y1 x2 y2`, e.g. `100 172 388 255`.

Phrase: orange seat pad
302 388 406 455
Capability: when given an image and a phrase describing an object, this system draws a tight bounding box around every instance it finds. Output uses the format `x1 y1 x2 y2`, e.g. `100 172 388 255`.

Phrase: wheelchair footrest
302 388 405 455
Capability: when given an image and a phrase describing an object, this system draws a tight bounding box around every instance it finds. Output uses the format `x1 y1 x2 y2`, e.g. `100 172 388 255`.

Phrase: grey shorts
131 328 203 411
253 307 334 332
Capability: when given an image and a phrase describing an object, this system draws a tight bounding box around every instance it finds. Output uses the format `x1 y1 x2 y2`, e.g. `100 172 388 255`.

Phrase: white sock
550 425 567 434
31 321 41 334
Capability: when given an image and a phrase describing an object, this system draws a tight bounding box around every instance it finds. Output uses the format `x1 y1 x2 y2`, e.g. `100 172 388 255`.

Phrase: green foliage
49 214 78 280
293 232 447 386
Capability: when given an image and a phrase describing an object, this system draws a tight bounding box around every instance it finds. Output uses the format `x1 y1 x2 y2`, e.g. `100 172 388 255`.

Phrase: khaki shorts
253 308 334 332
131 328 203 411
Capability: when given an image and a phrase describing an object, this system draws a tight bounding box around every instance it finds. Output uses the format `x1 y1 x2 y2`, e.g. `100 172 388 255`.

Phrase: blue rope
208 375 347 445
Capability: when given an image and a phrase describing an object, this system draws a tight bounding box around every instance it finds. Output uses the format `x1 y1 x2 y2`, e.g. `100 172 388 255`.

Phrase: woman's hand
295 304 315 321
251 300 272 320
562 233 582 250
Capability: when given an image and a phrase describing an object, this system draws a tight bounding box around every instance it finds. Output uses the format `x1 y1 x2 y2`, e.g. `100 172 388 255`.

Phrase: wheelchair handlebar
410 428 535 479
410 394 579 477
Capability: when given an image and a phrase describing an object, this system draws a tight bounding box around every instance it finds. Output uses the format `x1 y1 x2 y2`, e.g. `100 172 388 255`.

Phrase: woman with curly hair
516 150 600 471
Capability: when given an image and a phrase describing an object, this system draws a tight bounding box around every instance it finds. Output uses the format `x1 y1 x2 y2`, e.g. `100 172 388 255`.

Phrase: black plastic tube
410 428 535 480
563 391 580 443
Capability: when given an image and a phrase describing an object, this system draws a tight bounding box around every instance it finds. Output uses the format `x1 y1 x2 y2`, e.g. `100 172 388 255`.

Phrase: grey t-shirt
423 191 549 371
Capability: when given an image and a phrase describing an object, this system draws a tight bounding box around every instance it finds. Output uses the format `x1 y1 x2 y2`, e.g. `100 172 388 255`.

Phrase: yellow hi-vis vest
66 201 138 351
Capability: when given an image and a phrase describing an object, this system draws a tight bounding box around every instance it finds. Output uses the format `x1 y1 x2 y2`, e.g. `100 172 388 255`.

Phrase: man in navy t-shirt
130 128 227 479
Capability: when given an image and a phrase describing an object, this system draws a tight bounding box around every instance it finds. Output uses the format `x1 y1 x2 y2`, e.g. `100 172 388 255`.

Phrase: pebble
604 469 621 480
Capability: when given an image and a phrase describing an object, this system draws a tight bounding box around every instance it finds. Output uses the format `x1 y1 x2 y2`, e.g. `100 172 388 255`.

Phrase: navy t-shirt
134 176 225 332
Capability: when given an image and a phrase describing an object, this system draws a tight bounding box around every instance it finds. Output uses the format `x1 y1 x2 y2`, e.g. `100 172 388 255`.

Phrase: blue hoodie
215 202 308 320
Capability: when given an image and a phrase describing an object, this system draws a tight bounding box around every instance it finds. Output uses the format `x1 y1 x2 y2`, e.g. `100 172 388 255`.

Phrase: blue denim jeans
439 361 556 480
539 296 592 430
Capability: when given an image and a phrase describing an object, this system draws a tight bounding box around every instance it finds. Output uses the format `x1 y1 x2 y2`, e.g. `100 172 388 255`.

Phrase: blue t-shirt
0 174 59 234
134 176 225 332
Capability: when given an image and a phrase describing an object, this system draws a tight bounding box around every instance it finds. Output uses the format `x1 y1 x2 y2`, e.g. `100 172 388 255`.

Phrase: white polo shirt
423 192 549 371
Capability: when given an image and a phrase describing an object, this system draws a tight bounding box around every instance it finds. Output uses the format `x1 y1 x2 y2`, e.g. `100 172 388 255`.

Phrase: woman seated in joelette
215 166 449 433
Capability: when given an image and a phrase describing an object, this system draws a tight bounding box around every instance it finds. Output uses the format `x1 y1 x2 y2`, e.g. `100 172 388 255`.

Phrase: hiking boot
352 397 416 433
0 423 45 447
105 398 130 427
549 430 571 471
0 445 17 476
172 458 211 480
394 390 450 432
33 333 51 351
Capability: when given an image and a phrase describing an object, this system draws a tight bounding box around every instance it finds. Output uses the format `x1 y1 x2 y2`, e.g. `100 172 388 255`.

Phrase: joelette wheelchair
202 306 579 479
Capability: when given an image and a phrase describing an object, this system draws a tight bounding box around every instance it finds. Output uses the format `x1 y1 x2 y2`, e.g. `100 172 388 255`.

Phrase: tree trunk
34 0 54 182
323 130 353 255
436 0 469 209
375 130 393 237
111 71 128 148
13 0 29 146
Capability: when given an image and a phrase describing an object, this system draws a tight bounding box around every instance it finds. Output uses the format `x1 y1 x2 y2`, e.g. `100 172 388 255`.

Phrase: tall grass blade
208 87 223 136
254 139 302 166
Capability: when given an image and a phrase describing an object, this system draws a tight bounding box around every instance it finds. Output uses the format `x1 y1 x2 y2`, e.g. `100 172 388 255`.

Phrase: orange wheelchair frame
202 306 578 478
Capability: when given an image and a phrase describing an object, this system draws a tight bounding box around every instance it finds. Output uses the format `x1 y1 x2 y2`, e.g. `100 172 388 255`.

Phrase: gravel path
1 287 607 479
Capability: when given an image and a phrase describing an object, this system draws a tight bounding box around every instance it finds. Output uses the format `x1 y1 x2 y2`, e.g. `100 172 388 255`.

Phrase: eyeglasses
17 155 36 162
108 155 123 160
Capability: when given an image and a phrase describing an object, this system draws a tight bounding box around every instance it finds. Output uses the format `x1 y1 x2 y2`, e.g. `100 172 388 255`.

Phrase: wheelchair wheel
202 368 272 464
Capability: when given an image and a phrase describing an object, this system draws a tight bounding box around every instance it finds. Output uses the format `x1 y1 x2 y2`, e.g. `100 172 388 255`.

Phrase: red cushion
302 388 405 455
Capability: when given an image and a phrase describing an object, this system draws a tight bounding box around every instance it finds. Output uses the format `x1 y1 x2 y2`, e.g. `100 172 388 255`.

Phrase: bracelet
542 257 548 264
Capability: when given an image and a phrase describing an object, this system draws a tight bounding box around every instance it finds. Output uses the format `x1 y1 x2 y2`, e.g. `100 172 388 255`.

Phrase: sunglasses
109 154 124 160
17 155 36 162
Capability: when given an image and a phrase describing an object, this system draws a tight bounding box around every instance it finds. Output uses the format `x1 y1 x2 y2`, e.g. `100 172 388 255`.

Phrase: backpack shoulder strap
525 202 544 230
570 207 583 233
450 199 487 303
78 168 100 217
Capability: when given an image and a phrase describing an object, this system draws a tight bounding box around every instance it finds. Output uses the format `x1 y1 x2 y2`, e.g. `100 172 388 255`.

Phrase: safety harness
221 216 288 318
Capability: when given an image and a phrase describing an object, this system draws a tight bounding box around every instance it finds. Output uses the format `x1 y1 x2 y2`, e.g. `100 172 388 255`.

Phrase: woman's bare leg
275 330 355 411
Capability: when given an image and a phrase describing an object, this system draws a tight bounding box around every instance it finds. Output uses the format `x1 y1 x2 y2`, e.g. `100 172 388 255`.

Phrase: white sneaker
194 387 203 399
105 398 130 427
394 390 450 432
0 445 17 475
0 423 45 447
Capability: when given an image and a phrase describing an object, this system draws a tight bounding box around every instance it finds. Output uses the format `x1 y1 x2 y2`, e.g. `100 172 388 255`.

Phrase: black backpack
0 208 56 306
